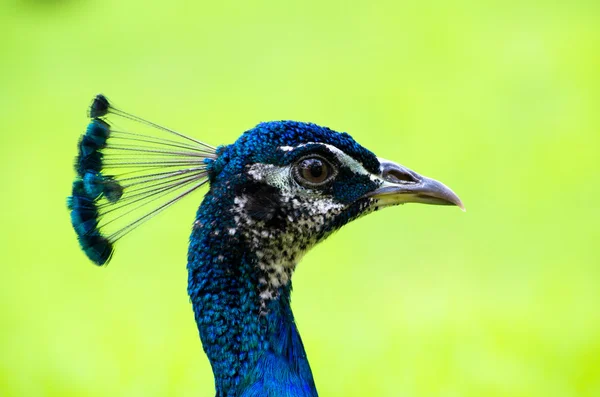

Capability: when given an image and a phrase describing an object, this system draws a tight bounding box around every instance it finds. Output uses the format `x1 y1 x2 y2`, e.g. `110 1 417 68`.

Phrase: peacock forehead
219 120 381 174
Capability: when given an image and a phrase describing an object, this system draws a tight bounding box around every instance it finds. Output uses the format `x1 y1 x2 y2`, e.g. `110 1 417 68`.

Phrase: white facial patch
246 163 291 191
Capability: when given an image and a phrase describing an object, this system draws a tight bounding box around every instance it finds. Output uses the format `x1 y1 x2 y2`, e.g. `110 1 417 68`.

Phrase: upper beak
367 158 465 211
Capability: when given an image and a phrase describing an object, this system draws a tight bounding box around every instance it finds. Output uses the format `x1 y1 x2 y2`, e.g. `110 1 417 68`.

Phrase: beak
367 158 465 211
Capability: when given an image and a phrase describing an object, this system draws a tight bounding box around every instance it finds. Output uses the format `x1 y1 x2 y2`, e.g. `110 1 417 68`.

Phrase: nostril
383 168 418 184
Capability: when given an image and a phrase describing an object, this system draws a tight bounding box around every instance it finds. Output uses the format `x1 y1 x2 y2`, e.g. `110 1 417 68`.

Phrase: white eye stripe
277 143 372 177
320 144 371 176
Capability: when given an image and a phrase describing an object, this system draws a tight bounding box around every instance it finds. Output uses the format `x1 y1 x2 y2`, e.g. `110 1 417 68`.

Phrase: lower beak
368 158 465 211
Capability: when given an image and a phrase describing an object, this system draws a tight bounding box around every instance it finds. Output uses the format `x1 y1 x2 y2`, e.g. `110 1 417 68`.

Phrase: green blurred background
1 0 599 396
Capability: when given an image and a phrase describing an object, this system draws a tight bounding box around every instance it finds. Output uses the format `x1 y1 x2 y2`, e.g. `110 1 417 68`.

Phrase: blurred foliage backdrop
1 0 599 396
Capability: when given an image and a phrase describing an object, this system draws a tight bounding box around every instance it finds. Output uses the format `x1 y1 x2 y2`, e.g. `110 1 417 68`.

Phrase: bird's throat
187 191 317 396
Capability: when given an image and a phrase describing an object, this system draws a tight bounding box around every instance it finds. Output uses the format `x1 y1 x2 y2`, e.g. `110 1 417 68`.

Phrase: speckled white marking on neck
231 187 344 311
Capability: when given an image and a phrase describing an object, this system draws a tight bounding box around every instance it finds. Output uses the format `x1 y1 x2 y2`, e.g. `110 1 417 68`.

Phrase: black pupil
298 158 329 184
306 159 323 178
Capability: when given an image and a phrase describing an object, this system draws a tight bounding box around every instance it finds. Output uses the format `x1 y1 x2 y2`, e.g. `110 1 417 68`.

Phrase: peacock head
200 121 464 297
69 95 463 274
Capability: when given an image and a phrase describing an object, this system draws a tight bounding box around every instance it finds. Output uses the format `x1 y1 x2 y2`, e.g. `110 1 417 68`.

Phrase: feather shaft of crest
102 160 209 167
106 144 209 157
68 94 215 265
110 130 215 153
107 107 215 150
120 169 207 188
118 167 207 183
98 171 207 213
107 180 208 242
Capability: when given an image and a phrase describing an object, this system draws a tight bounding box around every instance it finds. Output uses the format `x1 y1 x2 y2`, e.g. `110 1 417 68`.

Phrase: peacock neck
187 189 318 397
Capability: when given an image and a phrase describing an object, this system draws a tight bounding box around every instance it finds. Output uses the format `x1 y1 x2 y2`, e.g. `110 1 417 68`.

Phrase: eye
293 156 336 187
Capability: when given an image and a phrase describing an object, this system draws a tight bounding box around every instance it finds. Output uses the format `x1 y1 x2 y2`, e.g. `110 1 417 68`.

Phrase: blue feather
68 94 214 265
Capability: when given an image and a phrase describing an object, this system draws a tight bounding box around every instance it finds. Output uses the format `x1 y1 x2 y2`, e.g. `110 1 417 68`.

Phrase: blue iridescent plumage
68 95 214 266
68 95 464 396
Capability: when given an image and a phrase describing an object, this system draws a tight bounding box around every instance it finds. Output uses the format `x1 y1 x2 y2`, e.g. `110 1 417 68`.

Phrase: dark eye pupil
297 158 331 185
307 160 323 177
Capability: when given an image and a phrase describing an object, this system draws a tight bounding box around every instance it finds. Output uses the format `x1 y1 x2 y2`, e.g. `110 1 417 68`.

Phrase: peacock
68 95 464 397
